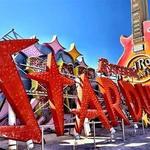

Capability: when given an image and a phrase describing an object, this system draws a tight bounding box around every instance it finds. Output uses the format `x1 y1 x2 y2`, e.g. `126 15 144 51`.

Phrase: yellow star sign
68 43 82 62
142 111 150 127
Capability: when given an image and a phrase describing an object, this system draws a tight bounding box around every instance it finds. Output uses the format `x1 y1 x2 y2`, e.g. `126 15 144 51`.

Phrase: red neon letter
96 77 129 126
71 74 111 134
0 39 41 143
135 84 150 115
144 86 150 99
118 81 142 122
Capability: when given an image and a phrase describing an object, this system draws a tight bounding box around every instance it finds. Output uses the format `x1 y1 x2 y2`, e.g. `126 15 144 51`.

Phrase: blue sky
0 0 149 68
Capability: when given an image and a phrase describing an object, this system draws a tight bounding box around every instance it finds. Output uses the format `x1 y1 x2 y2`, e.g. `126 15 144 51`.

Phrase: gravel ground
0 125 150 150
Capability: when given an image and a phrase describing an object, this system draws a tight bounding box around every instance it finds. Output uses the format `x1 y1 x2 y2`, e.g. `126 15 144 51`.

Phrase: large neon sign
0 39 149 144
127 54 150 83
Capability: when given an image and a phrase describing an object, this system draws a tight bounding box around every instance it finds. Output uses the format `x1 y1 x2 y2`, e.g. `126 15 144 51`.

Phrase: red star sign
28 53 74 135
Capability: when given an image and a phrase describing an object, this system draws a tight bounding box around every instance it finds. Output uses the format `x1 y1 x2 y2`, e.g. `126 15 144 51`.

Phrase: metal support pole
73 137 77 150
8 104 17 150
121 119 125 141
41 127 44 150
142 120 145 134
93 121 96 149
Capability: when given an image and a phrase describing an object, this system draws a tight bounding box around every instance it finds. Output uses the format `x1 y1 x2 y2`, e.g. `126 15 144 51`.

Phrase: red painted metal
71 74 111 134
118 80 142 122
0 39 41 143
28 53 74 136
96 77 129 126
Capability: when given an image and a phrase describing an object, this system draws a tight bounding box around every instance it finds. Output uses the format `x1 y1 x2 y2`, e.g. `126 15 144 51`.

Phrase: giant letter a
71 74 111 134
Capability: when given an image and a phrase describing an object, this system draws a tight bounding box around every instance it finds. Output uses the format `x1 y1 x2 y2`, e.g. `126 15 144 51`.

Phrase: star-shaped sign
0 39 41 143
68 43 82 62
47 35 65 54
142 111 150 127
28 53 74 135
